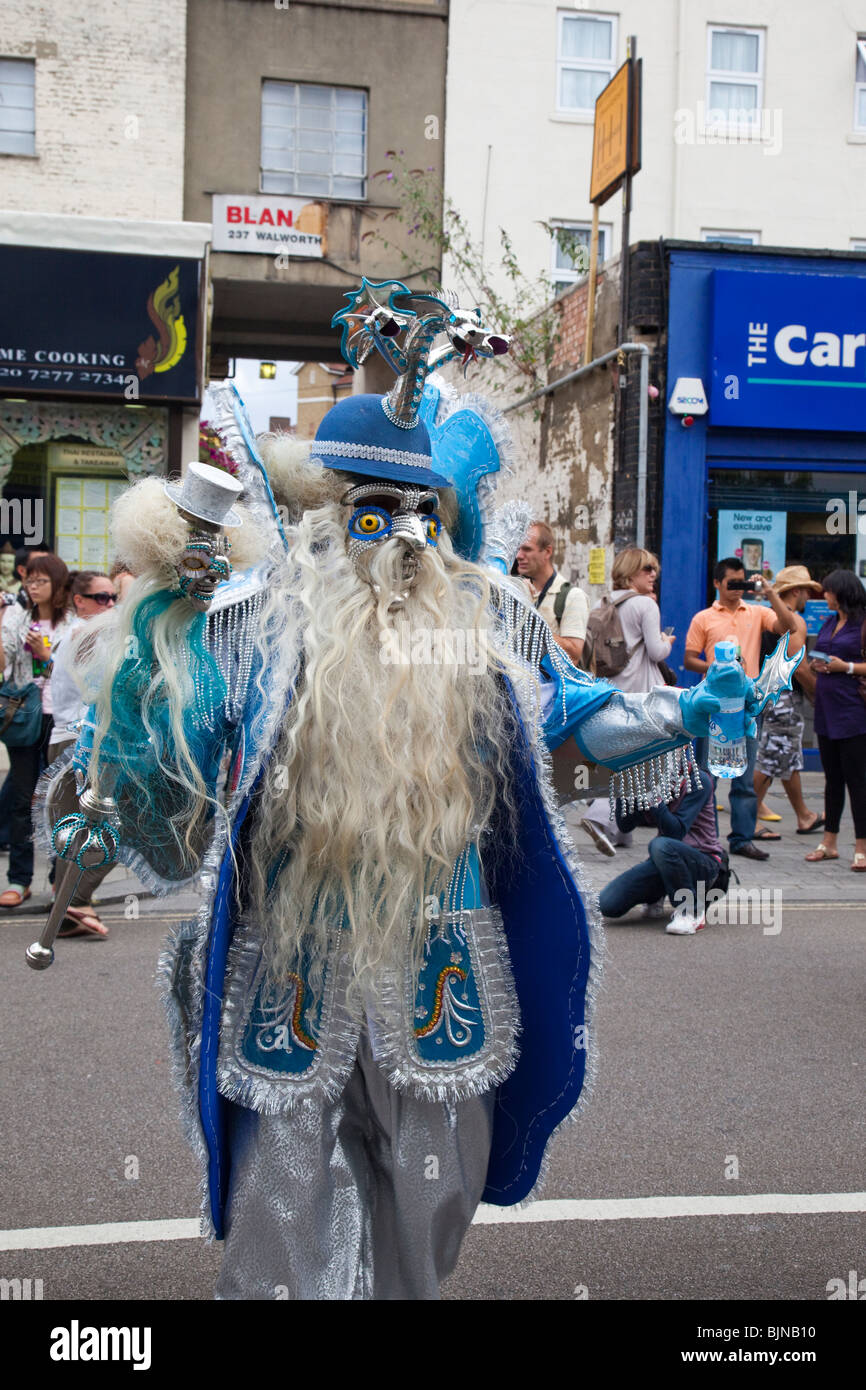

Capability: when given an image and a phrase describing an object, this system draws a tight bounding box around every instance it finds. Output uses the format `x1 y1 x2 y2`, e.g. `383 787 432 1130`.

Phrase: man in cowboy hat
753 564 824 838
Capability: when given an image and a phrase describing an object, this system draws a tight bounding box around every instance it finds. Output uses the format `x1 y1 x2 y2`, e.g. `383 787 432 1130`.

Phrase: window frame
260 79 368 202
549 220 610 295
705 24 765 132
556 10 618 117
701 229 761 245
854 38 866 131
0 56 36 157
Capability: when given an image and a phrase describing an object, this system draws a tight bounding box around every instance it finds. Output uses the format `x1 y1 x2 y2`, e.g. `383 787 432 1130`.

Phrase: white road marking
0 1218 200 1251
473 1192 866 1223
1 1193 864 1250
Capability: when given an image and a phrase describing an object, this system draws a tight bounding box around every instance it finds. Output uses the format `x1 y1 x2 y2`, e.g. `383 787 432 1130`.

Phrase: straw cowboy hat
773 564 823 596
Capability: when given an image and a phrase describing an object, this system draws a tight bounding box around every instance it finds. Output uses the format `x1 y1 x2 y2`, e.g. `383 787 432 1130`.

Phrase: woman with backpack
578 548 675 857
590 547 675 691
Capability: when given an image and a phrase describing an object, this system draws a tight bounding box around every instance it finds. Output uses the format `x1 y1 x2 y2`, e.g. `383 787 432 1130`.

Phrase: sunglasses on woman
82 591 118 605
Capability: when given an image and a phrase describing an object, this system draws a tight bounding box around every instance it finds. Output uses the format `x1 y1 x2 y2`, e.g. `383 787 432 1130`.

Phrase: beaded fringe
608 743 697 822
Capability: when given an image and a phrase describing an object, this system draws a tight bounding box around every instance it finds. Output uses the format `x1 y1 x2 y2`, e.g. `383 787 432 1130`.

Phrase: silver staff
26 786 120 970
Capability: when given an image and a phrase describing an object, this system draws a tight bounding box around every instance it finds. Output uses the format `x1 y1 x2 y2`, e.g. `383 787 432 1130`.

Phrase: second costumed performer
39 281 744 1300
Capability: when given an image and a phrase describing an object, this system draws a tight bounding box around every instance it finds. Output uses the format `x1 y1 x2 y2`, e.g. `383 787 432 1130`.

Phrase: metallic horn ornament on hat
331 278 511 431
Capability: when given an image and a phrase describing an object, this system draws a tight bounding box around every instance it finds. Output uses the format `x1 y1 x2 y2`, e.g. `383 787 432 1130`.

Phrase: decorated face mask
342 482 441 590
175 529 232 610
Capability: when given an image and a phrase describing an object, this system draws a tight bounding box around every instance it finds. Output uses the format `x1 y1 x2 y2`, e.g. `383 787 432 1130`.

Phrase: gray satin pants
215 1031 495 1300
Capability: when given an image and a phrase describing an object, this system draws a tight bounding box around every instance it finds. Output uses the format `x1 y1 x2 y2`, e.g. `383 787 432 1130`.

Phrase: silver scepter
26 785 120 970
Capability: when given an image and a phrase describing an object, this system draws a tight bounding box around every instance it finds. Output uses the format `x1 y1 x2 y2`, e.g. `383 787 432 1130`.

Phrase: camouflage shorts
756 692 804 779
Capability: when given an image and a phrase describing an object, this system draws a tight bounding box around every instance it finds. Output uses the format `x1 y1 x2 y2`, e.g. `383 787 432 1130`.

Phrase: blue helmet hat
314 279 514 556
313 394 451 491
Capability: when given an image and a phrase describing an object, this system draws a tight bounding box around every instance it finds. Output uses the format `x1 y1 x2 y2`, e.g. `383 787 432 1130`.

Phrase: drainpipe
503 341 651 546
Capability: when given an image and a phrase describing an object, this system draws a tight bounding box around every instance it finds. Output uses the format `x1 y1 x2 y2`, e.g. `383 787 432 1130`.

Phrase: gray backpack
581 593 636 678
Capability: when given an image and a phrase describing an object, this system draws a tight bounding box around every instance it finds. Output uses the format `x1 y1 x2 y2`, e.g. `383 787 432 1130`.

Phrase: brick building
0 1 207 562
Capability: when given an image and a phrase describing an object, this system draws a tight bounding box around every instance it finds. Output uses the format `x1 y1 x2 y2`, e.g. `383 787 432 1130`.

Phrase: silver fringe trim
607 743 697 821
216 920 361 1113
157 919 216 1240
372 905 522 1103
487 598 607 1207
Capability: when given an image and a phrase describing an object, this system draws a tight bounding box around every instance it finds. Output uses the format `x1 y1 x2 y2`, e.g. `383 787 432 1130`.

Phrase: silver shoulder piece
481 499 532 575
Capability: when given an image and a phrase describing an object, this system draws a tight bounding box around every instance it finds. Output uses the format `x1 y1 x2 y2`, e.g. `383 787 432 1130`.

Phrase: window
701 229 761 245
557 11 617 114
551 222 609 295
261 81 367 200
851 239 866 251
0 58 35 156
706 26 764 128
855 38 866 129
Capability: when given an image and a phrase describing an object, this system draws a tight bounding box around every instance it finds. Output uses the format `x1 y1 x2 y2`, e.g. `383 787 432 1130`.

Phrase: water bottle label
714 697 743 712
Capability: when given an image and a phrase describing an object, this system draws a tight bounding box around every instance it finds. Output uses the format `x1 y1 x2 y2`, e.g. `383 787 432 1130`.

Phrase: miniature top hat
164 461 243 528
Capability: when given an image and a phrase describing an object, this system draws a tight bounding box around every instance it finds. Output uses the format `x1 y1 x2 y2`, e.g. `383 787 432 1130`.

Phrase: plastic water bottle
706 639 748 779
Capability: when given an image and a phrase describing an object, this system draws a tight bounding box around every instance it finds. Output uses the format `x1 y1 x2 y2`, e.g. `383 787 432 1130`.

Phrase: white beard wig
247 497 527 1007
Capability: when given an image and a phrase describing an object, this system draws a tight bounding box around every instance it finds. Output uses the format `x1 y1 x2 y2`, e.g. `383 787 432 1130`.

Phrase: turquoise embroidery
412 844 487 1063
241 964 323 1076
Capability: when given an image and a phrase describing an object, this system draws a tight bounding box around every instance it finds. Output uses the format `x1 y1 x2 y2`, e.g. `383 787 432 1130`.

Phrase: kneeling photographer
598 768 729 935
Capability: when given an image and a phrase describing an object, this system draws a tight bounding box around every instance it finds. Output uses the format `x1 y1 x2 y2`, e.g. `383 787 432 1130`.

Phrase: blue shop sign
710 268 866 430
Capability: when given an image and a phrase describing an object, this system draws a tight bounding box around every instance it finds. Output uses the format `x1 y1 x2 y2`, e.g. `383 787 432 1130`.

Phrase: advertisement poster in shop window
717 508 787 579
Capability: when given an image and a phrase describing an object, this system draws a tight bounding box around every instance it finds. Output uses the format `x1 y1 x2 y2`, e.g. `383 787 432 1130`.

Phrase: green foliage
365 154 590 394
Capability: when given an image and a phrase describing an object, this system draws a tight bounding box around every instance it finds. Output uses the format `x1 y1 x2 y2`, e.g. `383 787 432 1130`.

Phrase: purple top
682 788 724 862
813 615 866 739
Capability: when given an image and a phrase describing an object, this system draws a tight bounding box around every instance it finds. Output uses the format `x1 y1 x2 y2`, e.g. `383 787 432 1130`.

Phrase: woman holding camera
0 553 75 908
804 569 866 872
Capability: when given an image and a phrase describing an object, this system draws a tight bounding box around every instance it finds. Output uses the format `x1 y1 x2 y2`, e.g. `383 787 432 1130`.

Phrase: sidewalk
564 771 865 910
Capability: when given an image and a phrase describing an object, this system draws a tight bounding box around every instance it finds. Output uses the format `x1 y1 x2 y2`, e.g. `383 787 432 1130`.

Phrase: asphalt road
1 895 863 1305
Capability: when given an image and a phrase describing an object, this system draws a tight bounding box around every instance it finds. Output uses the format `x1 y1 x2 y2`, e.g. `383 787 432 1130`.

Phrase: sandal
754 828 782 841
0 886 32 908
758 811 782 822
851 853 866 873
796 816 825 835
804 844 839 862
56 905 109 939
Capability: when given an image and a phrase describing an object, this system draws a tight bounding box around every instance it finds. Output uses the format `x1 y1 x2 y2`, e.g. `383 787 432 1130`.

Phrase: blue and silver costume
39 282 733 1300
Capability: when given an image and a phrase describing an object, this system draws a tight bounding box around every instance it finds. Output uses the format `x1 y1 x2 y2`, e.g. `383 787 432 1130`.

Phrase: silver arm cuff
577 687 688 767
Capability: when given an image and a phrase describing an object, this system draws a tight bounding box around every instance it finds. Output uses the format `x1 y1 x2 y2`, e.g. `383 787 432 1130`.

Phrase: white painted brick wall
0 1 186 220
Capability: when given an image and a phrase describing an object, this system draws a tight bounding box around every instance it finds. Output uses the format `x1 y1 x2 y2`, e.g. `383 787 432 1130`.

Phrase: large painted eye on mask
348 506 392 542
424 514 442 547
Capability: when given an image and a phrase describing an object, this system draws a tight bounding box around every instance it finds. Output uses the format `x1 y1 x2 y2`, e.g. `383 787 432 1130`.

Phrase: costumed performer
35 282 764 1300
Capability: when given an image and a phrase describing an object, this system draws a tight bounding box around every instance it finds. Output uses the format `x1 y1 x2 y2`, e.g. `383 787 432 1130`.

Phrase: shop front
661 244 866 766
0 213 210 562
